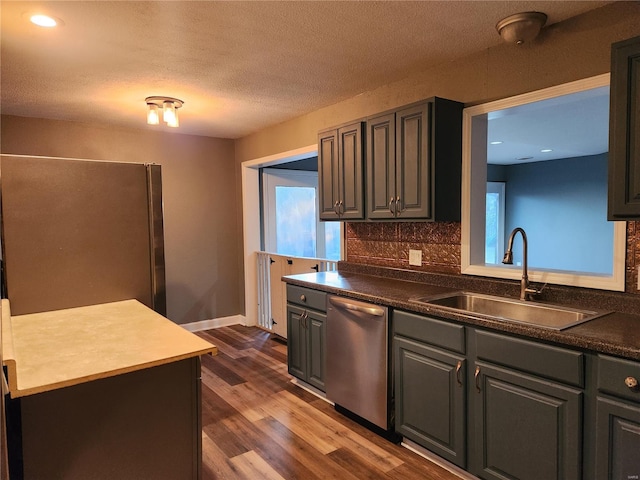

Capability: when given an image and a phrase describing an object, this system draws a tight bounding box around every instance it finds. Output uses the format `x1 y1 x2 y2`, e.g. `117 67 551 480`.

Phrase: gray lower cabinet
469 329 583 480
471 362 582 480
394 338 466 466
393 310 466 467
393 311 584 479
6 358 202 480
286 285 327 391
594 355 640 479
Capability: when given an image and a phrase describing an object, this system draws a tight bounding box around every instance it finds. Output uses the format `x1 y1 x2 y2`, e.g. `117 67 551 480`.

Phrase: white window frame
485 181 506 265
461 73 626 291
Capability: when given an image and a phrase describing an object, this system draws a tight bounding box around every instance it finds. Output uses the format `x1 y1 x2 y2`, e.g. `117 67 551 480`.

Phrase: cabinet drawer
475 330 584 387
598 355 640 404
393 310 465 354
286 284 327 312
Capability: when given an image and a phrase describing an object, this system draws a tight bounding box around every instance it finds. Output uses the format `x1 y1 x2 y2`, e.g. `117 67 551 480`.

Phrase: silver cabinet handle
334 200 340 215
625 376 639 390
299 311 308 328
395 196 401 215
300 294 307 303
475 366 481 392
389 197 395 215
338 200 344 214
456 361 463 387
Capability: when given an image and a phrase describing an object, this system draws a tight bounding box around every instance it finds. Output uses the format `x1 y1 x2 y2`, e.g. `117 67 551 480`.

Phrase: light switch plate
409 249 422 266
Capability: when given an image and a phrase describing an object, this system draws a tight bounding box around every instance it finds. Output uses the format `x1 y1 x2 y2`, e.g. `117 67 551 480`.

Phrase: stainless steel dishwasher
326 295 392 431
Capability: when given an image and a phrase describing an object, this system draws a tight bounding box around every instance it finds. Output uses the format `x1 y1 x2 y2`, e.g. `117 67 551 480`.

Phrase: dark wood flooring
196 325 464 480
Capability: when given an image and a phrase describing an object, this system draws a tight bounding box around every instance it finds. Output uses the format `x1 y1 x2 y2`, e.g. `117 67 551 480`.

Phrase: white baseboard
180 314 246 332
402 439 478 480
290 377 333 405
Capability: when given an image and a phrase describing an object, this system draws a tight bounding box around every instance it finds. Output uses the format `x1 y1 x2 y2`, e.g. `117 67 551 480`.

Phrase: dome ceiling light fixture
496 11 547 46
24 11 65 28
30 14 59 27
145 96 184 128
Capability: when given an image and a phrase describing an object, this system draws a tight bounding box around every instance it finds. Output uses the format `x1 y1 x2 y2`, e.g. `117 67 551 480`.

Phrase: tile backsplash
627 221 640 294
345 222 461 275
346 221 640 295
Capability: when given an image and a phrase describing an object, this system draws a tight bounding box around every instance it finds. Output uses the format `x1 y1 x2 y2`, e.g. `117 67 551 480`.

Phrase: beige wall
233 2 640 301
1 115 240 325
235 3 640 164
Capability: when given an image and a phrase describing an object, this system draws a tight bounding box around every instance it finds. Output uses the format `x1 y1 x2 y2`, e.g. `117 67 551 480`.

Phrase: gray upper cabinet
367 112 397 219
608 34 640 219
318 122 364 221
367 98 463 221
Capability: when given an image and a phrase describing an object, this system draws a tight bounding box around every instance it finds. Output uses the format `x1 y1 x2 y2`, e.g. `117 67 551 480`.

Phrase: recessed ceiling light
540 148 553 153
490 141 503 145
30 14 62 28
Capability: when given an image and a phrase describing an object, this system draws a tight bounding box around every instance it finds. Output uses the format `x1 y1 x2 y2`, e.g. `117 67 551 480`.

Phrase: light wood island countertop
2 299 217 398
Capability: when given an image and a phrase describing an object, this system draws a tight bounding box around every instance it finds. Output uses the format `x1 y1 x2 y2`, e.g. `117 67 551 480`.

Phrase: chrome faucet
502 227 540 301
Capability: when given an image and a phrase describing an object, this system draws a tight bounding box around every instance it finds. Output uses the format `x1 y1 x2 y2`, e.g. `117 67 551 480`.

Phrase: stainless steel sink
411 292 608 330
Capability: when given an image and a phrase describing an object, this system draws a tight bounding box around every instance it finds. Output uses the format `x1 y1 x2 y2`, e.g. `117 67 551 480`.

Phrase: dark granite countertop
283 270 640 361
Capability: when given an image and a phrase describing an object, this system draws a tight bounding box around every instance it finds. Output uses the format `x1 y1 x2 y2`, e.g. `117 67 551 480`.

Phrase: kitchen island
2 299 216 479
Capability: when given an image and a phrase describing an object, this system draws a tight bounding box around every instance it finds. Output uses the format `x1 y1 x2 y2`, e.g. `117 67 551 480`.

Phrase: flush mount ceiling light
145 96 184 128
496 12 547 46
27 13 64 28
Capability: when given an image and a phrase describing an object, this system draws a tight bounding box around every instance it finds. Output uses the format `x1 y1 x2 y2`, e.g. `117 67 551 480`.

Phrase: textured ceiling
1 1 613 139
488 86 610 165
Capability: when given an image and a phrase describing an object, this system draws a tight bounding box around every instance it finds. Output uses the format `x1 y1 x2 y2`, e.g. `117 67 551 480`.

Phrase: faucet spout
502 227 537 300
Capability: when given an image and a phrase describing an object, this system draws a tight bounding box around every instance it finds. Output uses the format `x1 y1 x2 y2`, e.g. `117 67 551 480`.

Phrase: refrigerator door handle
146 164 167 316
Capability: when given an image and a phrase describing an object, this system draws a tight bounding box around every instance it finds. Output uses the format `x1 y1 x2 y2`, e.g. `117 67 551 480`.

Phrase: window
485 182 505 265
262 168 341 260
462 74 626 291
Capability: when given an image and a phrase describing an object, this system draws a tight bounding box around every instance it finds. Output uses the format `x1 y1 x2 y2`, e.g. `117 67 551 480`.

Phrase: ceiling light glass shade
167 108 179 128
30 14 57 27
147 103 160 125
163 101 176 124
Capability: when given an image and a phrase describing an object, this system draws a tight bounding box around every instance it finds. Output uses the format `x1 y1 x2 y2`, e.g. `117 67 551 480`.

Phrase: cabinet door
337 123 364 220
471 362 582 480
286 305 307 380
608 35 640 219
307 311 326 391
595 396 640 479
394 337 466 467
396 103 431 219
318 129 341 220
366 112 396 219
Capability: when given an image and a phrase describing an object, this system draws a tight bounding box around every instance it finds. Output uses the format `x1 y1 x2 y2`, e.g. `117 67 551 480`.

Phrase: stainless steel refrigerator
0 154 166 316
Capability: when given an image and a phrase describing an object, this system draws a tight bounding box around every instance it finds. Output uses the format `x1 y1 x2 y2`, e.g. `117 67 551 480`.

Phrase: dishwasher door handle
328 296 386 317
